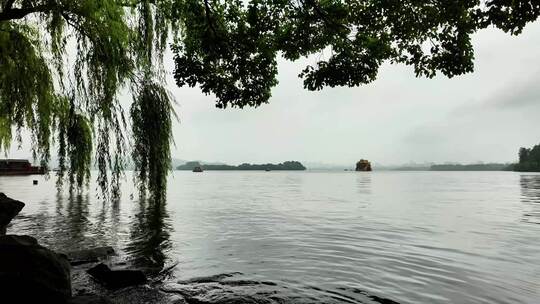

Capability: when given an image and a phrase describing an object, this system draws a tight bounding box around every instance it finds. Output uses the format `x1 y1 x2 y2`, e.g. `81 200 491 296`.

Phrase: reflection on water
3 171 540 304
162 272 400 304
520 175 540 224
2 179 173 274
356 173 372 195
126 198 173 272
60 193 91 244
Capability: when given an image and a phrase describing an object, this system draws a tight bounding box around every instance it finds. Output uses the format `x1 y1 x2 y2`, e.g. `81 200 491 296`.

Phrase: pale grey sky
7 22 540 166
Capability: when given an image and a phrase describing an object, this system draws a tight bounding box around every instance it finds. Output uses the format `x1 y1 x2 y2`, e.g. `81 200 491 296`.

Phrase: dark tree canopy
0 0 539 202
173 0 540 108
515 144 540 172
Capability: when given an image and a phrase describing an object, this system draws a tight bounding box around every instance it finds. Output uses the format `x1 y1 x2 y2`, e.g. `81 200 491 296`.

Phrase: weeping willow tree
1 0 539 203
0 0 177 202
131 82 175 202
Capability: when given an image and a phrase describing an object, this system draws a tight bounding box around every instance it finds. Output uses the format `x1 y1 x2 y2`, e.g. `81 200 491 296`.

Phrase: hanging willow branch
0 0 177 202
55 96 93 191
131 81 175 204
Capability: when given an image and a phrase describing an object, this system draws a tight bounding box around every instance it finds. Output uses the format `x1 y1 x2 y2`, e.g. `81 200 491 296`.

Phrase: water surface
2 171 540 303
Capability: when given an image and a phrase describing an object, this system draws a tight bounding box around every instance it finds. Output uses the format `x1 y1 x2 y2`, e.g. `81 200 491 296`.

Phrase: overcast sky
8 22 540 166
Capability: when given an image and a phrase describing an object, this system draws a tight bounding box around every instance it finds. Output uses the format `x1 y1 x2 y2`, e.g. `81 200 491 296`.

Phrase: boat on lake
0 159 45 175
192 166 203 173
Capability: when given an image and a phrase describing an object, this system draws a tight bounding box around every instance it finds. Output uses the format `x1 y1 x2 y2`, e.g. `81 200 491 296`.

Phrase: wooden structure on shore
0 159 45 176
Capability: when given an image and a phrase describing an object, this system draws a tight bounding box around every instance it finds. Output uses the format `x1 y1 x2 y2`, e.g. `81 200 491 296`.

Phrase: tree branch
0 4 54 22
204 0 219 38
118 0 156 9
3 0 16 11
60 12 93 42
303 0 347 31
300 0 353 43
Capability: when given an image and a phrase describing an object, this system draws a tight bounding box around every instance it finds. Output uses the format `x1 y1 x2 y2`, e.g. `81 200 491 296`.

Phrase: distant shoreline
377 163 514 172
176 161 306 171
429 163 513 171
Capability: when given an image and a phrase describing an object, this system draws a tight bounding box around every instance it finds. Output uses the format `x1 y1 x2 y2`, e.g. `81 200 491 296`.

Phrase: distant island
176 161 306 171
512 143 540 172
430 163 512 171
355 159 372 171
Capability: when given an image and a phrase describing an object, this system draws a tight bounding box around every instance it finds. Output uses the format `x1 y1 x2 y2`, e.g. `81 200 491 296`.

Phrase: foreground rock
72 266 183 304
68 294 114 304
0 193 178 303
109 286 186 304
0 234 71 302
65 246 116 265
87 263 147 289
0 192 25 235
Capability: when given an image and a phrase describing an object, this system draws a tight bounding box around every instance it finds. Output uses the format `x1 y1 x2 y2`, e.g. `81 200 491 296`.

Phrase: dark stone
68 295 114 304
87 263 147 289
0 235 71 303
64 246 116 265
110 286 186 304
0 193 25 235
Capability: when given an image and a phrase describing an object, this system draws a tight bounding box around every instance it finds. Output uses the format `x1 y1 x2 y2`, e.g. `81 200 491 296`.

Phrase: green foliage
173 0 540 108
55 96 93 191
173 0 281 109
1 0 539 202
0 22 55 164
514 144 540 172
131 82 175 203
0 0 176 201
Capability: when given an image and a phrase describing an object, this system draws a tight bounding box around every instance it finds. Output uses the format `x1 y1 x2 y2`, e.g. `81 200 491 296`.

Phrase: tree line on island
177 161 306 171
514 144 540 172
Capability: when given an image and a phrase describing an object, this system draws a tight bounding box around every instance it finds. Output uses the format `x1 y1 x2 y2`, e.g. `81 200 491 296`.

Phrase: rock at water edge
87 263 147 289
0 193 25 235
64 246 116 266
0 234 71 302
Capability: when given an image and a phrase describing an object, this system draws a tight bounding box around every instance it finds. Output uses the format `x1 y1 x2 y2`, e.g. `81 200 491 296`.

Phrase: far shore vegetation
430 163 512 171
391 144 540 172
383 163 509 172
513 144 540 172
177 161 306 171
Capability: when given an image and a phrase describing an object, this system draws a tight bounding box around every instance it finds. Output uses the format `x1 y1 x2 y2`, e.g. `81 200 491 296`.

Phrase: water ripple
3 171 540 303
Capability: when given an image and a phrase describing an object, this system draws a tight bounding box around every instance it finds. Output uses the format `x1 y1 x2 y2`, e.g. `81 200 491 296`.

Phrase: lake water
2 171 540 303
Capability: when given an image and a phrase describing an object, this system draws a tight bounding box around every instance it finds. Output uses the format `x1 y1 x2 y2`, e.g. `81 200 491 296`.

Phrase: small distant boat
192 166 203 173
265 169 271 172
